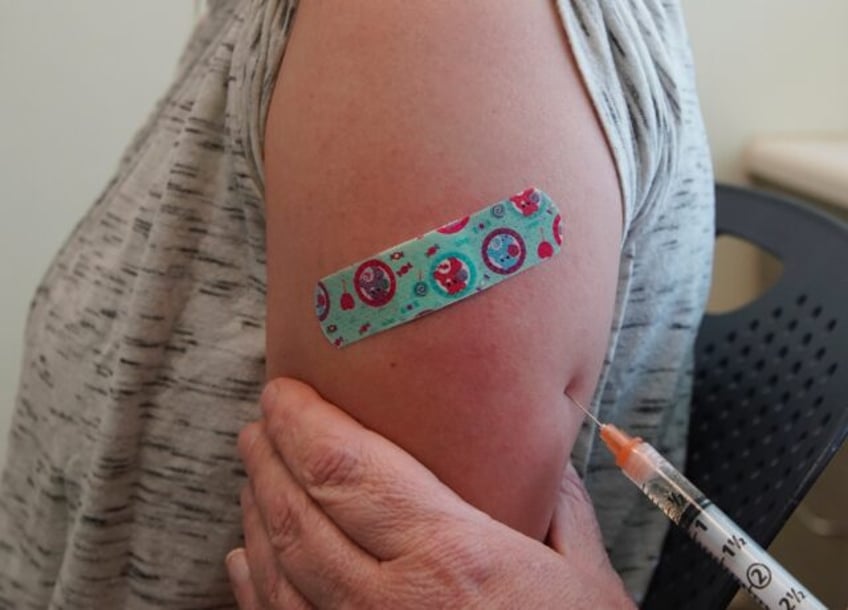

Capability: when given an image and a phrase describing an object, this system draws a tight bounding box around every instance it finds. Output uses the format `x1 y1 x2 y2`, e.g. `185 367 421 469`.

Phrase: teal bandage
315 187 564 347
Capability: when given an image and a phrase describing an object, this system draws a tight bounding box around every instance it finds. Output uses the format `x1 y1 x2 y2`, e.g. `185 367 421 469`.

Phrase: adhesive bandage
315 187 563 347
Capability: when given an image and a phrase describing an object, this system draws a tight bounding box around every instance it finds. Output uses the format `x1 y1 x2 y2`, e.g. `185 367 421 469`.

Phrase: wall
683 0 848 183
0 3 197 469
682 1 848 312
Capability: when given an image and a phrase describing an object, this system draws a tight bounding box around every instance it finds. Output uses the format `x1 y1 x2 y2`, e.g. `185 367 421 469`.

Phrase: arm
263 0 622 540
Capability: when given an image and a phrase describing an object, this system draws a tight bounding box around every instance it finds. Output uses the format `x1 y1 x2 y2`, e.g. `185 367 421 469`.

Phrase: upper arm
263 0 622 539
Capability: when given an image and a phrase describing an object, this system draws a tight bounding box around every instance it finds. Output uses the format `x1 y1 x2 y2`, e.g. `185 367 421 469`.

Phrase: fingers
548 461 610 570
226 548 263 610
548 462 586 555
260 378 479 560
548 463 633 605
239 486 312 610
238 420 376 608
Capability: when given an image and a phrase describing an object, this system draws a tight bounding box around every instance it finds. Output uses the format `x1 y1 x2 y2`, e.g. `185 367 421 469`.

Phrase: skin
228 378 635 609
263 0 622 541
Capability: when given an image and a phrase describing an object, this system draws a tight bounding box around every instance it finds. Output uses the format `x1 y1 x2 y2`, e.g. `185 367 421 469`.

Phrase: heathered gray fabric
0 1 712 607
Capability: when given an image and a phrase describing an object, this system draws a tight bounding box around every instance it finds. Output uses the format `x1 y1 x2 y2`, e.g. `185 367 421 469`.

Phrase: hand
228 378 634 609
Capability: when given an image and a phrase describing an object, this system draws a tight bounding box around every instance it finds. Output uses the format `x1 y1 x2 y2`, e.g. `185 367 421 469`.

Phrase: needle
564 391 602 427
562 391 827 610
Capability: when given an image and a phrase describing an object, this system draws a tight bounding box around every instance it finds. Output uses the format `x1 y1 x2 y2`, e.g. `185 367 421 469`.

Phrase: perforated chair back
642 184 848 609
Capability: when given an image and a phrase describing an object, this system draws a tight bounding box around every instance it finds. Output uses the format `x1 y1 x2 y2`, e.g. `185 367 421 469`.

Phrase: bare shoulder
263 0 622 539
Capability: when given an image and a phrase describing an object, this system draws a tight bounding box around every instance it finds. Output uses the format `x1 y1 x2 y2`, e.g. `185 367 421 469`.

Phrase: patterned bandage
315 187 564 348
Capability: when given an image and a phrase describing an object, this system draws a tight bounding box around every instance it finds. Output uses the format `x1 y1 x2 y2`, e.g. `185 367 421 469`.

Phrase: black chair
642 184 848 609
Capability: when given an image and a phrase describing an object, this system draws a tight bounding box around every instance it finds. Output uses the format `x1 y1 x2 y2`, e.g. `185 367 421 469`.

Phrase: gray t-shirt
0 0 713 607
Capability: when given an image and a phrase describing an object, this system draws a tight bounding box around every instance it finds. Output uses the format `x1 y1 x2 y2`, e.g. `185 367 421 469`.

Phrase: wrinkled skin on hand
228 378 634 609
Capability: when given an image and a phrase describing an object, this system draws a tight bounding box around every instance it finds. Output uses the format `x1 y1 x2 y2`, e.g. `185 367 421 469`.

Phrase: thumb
547 462 610 570
262 377 482 559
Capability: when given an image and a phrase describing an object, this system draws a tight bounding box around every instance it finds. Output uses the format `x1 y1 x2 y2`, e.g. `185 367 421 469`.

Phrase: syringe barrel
620 442 826 610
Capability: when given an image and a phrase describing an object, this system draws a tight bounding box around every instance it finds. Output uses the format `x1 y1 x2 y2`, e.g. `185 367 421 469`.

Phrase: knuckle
265 498 301 556
302 437 361 491
386 524 495 606
434 526 495 593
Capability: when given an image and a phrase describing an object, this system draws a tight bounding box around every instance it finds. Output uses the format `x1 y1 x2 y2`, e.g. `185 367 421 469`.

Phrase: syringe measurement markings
563 393 824 609
643 471 765 585
630 448 818 608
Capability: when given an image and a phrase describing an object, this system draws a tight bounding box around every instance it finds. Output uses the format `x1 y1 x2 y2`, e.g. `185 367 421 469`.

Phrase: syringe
567 394 827 610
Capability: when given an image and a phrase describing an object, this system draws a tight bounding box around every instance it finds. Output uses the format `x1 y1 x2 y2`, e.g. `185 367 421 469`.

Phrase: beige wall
682 1 848 312
683 0 848 183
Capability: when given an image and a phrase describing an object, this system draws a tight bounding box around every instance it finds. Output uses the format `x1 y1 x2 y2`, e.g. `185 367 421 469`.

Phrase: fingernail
226 548 250 584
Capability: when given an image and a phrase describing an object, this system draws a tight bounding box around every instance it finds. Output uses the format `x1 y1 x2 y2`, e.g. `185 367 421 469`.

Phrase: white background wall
683 0 848 182
1 1 847 468
0 3 198 468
